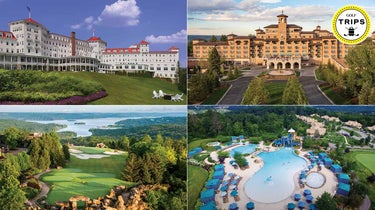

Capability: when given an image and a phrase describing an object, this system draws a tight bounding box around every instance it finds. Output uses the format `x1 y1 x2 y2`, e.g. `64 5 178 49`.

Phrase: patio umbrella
303 189 311 196
229 160 235 164
298 201 306 209
246 202 255 210
294 194 301 201
224 177 231 181
234 175 240 180
230 190 238 197
231 180 238 185
309 204 317 210
220 186 228 191
287 202 296 210
306 195 314 203
222 181 229 186
229 185 237 190
228 173 234 177
229 203 239 210
300 178 306 183
220 191 227 197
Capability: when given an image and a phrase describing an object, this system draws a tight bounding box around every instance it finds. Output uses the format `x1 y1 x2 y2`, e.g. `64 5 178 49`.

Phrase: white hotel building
0 17 179 79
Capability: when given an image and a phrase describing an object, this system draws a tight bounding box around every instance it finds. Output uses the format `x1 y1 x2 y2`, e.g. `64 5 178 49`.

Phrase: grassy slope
59 72 185 105
347 151 375 207
41 148 134 204
188 165 209 210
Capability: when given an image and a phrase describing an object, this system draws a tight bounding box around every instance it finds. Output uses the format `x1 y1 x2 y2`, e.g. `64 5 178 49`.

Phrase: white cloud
145 30 187 43
71 0 140 30
189 0 237 11
260 0 281 3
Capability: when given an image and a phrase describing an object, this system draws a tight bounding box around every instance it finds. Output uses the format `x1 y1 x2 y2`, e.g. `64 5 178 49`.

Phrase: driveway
217 66 265 105
298 66 333 105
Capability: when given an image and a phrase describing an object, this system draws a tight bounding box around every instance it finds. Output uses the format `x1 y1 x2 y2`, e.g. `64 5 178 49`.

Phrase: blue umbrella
228 173 234 177
230 190 238 197
229 203 238 210
298 201 306 209
294 194 301 201
303 189 311 196
220 186 228 191
287 202 296 210
309 204 317 210
222 181 229 186
246 202 255 210
306 195 314 203
231 179 238 185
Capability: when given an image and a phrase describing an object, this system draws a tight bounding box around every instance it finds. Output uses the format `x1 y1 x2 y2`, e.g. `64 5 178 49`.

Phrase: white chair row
152 90 165 99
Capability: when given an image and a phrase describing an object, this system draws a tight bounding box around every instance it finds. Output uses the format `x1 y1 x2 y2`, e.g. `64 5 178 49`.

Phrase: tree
62 144 70 161
16 151 30 171
121 153 141 182
121 136 130 151
220 34 228 41
3 127 24 149
234 65 240 76
177 68 187 94
210 35 217 42
282 77 308 104
315 192 337 210
242 77 269 104
155 134 164 145
207 47 221 76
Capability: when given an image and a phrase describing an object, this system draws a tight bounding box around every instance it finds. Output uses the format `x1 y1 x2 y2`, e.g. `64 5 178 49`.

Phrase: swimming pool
306 172 325 188
230 144 257 156
244 148 307 203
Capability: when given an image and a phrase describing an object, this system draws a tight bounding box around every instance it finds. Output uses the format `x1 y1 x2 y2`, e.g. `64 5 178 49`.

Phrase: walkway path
359 195 371 210
217 67 265 105
299 66 333 105
29 169 51 208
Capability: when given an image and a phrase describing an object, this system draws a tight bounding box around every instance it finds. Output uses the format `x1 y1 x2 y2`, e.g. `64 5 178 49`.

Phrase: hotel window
164 67 168 70
157 67 161 70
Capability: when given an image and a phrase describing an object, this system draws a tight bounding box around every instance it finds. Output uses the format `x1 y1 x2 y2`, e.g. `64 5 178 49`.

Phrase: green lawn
188 165 209 210
188 136 231 150
59 72 185 105
355 153 375 173
265 82 286 104
75 147 110 154
319 84 352 105
41 148 135 204
202 86 229 105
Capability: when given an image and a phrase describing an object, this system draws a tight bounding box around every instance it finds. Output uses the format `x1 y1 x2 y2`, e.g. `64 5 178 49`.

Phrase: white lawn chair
171 94 178 101
152 90 159 99
158 90 165 98
175 93 184 101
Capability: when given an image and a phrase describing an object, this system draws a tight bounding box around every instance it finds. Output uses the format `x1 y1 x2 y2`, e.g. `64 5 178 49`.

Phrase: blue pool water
230 144 257 156
244 148 307 203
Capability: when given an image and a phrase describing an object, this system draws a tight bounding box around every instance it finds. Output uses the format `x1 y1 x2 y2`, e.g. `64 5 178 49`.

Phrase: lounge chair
234 195 240 201
152 90 159 99
175 93 184 101
158 90 165 98
223 196 229 203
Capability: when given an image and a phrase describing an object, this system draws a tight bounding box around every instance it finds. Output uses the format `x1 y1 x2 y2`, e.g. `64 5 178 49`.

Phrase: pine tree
210 35 217 42
208 47 221 76
227 66 233 79
121 136 130 151
122 153 141 182
220 34 228 41
242 77 269 104
282 77 308 104
155 134 164 145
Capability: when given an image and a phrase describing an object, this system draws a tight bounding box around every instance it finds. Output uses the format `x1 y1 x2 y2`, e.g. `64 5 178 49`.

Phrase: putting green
356 153 375 173
41 148 134 204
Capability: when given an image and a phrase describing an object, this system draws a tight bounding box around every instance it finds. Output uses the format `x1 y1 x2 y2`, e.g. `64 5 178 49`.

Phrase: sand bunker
69 149 83 154
70 153 110 160
103 150 125 155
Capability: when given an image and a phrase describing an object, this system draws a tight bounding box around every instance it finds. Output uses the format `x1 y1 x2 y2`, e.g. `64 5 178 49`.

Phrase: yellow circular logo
332 5 371 45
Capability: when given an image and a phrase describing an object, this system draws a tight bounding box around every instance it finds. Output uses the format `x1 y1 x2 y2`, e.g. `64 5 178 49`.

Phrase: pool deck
214 148 338 210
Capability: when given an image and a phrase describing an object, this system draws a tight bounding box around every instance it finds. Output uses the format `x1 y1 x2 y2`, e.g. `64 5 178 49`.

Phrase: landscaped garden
41 147 134 205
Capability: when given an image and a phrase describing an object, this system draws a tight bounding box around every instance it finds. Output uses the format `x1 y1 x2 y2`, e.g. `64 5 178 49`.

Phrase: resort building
0 16 179 79
191 12 371 71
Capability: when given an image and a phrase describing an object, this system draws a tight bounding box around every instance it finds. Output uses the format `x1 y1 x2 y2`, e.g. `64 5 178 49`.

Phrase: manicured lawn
188 136 231 150
188 165 209 210
265 82 286 104
41 148 134 204
202 86 229 105
319 84 352 105
355 153 375 173
59 72 185 105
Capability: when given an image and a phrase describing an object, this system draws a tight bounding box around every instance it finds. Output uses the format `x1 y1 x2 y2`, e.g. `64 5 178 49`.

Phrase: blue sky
0 0 187 67
189 0 375 36
0 105 187 113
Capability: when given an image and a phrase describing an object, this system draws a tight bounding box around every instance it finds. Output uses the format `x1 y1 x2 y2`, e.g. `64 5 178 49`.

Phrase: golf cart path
29 169 51 208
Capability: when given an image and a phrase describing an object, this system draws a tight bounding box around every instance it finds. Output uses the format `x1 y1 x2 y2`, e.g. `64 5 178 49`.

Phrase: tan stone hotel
191 12 375 71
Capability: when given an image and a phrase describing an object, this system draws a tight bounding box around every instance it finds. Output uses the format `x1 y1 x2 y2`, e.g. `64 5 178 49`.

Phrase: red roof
0 31 16 39
25 18 41 25
140 40 149 45
168 46 179 51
